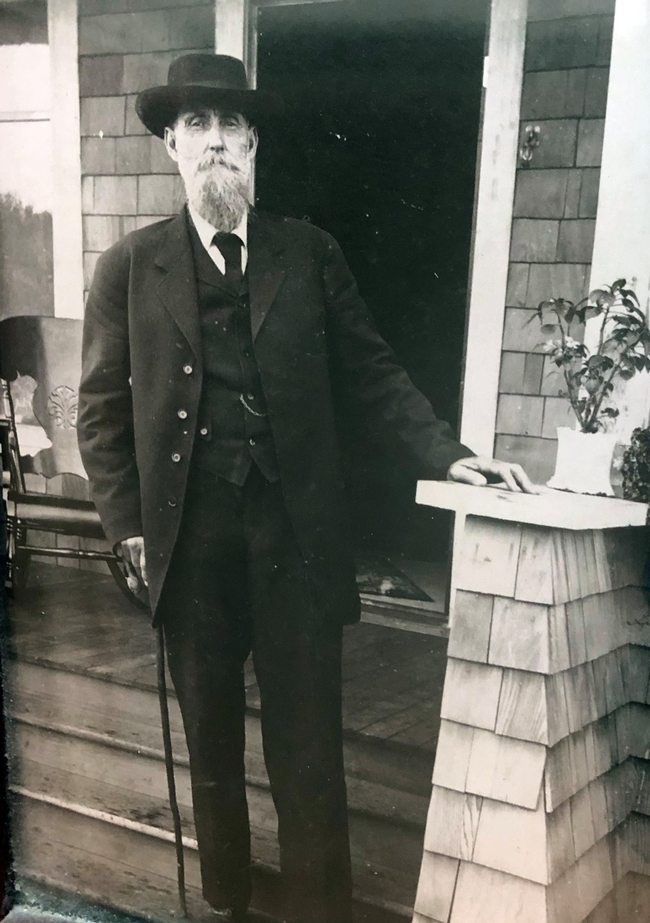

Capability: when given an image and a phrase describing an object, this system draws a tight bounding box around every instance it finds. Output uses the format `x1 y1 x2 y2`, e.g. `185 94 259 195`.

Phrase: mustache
197 155 243 174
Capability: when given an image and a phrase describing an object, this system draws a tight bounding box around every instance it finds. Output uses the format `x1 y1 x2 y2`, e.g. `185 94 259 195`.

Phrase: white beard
183 156 251 233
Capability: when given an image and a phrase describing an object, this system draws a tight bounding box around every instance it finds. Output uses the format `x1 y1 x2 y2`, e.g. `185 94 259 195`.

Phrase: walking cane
156 623 188 918
114 563 188 917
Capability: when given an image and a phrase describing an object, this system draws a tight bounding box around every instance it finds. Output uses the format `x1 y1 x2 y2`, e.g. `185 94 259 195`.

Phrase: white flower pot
547 427 617 496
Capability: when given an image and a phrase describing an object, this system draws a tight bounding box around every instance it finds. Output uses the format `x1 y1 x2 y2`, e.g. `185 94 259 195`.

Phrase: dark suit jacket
78 208 472 624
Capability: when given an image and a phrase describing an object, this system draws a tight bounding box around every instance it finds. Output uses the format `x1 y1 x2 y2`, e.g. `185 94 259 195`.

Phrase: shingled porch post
412 482 650 923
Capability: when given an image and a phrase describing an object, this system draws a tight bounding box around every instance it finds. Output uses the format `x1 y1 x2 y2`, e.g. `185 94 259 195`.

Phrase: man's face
164 106 258 232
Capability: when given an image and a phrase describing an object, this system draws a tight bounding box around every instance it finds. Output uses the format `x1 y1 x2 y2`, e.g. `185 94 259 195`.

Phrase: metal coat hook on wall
519 124 540 166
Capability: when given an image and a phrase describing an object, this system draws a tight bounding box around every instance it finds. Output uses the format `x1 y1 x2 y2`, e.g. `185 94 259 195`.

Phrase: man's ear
248 127 259 157
164 126 179 163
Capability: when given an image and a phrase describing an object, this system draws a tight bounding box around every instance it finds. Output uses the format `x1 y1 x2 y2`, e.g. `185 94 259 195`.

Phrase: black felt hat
135 53 282 138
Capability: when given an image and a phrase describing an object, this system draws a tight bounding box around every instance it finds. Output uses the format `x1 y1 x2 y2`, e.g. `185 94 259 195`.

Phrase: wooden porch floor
6 563 449 752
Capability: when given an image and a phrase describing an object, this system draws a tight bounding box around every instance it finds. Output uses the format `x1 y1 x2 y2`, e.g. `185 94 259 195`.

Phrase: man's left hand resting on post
447 455 539 493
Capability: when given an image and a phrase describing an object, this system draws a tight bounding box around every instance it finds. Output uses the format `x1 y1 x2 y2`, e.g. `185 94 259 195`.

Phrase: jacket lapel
155 210 202 361
247 212 287 341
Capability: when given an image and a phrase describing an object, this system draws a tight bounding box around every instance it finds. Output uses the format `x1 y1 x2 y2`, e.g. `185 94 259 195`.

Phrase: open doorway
253 0 488 625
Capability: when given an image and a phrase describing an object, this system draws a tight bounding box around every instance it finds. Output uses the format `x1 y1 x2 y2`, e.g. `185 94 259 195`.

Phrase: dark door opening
255 0 487 614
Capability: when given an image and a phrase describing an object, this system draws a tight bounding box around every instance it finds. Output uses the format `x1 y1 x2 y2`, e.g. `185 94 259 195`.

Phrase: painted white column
48 0 84 319
587 0 650 441
459 0 528 456
215 0 247 64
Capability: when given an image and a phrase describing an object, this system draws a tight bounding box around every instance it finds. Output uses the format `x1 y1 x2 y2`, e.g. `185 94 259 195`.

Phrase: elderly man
78 53 534 923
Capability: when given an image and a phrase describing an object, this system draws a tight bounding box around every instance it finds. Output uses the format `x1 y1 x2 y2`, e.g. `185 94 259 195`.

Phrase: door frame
215 0 528 456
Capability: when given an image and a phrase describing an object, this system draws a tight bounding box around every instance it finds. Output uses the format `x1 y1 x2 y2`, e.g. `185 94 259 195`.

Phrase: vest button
171 452 181 462
168 497 177 508
200 427 208 436
247 393 255 401
183 364 193 375
249 437 256 447
177 409 188 419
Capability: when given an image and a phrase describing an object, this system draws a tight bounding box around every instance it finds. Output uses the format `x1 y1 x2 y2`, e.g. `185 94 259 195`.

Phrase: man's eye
188 117 206 128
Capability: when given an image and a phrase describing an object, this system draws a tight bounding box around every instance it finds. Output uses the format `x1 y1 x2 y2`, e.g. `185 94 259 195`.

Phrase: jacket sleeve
320 230 474 480
77 242 143 548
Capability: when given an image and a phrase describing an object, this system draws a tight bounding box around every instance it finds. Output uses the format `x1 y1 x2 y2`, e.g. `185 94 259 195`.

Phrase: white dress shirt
188 205 248 274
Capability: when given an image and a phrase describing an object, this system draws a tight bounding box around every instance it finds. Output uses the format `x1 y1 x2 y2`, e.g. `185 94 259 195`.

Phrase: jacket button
249 437 256 447
247 393 255 401
171 452 181 463
183 364 193 375
177 409 188 419
200 427 208 436
168 497 177 508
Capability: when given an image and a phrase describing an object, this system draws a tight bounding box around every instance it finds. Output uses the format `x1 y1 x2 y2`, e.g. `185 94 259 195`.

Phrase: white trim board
459 0 528 456
49 0 84 319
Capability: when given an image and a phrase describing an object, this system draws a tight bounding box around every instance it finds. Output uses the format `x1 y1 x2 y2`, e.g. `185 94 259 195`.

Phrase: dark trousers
158 465 352 923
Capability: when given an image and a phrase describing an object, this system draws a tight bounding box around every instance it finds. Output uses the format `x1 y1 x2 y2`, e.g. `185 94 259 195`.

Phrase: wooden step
6 660 432 918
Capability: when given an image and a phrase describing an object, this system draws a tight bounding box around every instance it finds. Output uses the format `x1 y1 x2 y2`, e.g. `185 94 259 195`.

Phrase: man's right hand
119 536 148 592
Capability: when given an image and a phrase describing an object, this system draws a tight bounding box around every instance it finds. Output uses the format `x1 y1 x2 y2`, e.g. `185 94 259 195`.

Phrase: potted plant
532 279 650 495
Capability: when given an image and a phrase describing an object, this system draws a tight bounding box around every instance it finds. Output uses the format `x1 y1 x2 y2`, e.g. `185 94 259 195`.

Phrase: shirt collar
188 204 248 252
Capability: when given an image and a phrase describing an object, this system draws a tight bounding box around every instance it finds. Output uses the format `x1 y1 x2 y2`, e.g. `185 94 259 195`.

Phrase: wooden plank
456 517 522 599
545 673 571 747
447 592 493 664
514 526 555 605
464 728 546 809
440 660 503 732
570 786 596 860
495 670 548 745
546 798 575 883
416 482 648 532
449 861 547 923
565 599 588 668
423 787 482 862
414 851 460 923
488 597 550 673
548 604 571 674
545 736 573 812
432 721 474 793
472 791 548 885
550 530 571 606
457 0 528 454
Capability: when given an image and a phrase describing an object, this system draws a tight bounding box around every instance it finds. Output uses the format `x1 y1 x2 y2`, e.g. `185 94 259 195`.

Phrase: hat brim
135 84 283 138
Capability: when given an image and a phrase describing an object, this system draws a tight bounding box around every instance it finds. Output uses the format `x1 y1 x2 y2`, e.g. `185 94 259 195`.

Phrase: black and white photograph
1 1 650 922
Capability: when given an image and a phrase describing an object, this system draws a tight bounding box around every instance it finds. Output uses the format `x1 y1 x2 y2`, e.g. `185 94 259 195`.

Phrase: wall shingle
576 120 605 167
125 94 149 136
80 96 126 137
557 220 596 263
81 137 116 175
138 174 184 214
79 55 124 97
522 120 578 170
526 17 601 70
494 435 557 485
563 171 582 219
90 176 138 215
506 264 530 308
526 263 589 307
514 170 569 220
496 394 545 437
511 219 559 263
578 169 600 218
115 136 152 174
499 353 526 394
503 309 544 354
584 68 609 117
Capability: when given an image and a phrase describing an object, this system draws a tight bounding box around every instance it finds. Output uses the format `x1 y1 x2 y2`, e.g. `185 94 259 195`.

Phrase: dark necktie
214 233 243 289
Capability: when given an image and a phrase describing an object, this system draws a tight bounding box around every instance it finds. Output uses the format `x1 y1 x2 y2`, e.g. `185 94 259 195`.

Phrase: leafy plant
531 279 650 433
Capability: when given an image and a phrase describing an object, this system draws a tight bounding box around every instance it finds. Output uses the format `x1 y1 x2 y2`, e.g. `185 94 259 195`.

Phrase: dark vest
188 217 280 485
